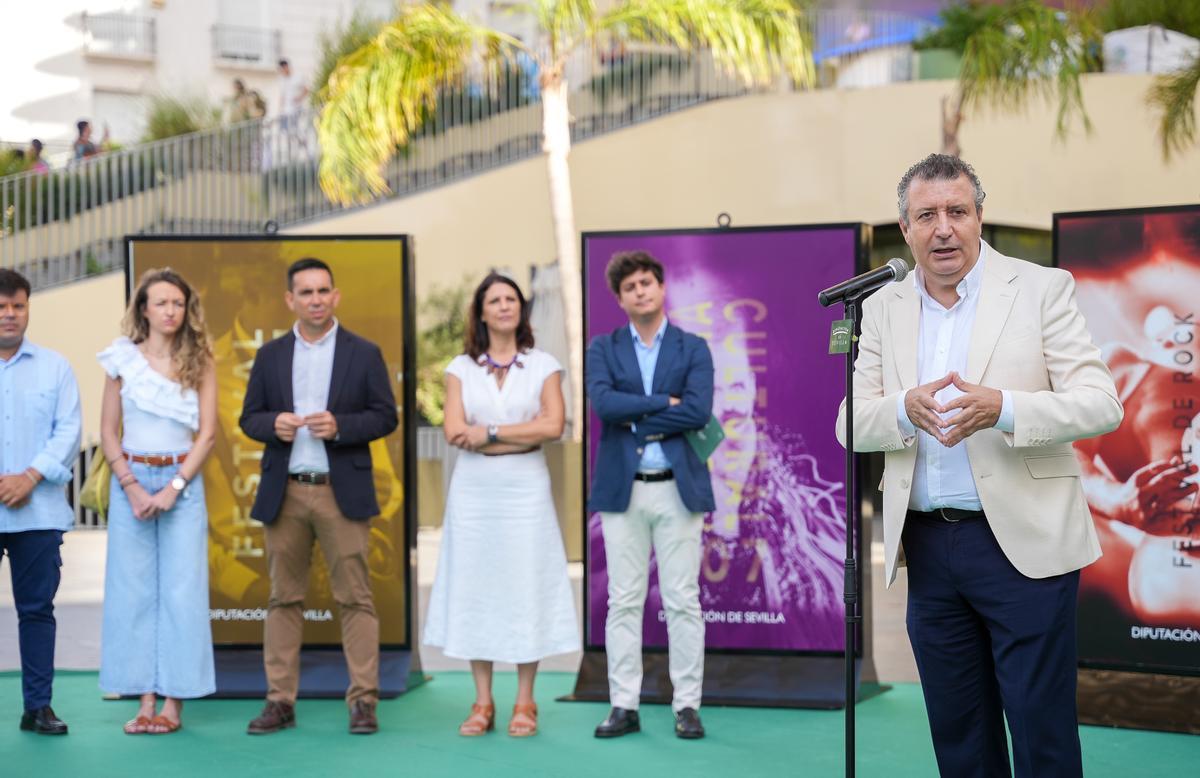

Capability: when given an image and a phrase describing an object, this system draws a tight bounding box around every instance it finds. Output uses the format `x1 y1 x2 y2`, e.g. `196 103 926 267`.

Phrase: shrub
142 95 222 142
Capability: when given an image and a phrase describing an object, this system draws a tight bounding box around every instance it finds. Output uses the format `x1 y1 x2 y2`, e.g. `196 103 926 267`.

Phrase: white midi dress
423 349 580 663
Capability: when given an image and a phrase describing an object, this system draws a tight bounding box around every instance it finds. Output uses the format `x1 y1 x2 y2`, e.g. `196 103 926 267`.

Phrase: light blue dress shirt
631 318 671 472
289 319 338 473
0 339 82 533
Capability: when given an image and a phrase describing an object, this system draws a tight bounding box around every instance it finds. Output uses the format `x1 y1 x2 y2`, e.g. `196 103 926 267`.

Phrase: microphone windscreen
887 257 910 282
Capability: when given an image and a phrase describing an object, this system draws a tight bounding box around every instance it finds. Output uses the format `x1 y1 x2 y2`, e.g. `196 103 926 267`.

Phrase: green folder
686 414 725 461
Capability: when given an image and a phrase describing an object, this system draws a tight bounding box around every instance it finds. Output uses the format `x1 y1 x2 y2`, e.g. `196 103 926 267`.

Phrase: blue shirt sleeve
29 360 82 485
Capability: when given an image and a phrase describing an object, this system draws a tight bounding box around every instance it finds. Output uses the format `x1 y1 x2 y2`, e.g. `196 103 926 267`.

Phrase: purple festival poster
584 226 860 651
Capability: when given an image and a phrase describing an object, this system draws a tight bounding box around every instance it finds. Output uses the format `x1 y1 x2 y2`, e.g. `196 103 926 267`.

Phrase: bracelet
23 470 38 486
118 473 137 487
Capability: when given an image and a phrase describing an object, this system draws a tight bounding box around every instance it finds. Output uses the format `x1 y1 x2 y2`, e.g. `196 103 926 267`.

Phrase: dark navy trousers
902 514 1083 778
0 530 63 712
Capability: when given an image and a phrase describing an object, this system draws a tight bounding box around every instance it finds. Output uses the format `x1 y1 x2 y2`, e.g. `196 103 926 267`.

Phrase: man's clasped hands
904 371 1003 448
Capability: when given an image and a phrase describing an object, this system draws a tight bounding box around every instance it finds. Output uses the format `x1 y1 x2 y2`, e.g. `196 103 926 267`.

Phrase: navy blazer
239 326 398 524
586 322 715 514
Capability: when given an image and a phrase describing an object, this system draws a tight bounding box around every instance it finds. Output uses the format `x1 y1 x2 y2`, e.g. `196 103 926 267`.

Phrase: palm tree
315 0 814 440
1148 53 1200 161
942 0 1200 163
939 0 1099 157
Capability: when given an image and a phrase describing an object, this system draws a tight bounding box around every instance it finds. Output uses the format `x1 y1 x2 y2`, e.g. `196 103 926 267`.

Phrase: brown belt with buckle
289 472 330 485
482 445 542 457
907 507 985 523
124 452 187 467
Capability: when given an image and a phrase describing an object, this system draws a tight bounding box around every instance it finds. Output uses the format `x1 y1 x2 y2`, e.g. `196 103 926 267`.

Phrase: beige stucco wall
289 73 1200 300
25 272 125 445
25 72 1200 439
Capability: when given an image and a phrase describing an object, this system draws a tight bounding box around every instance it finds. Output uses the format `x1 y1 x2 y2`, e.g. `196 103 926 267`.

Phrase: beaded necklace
480 352 524 374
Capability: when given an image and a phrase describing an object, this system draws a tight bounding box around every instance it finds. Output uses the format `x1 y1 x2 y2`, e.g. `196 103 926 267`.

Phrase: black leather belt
289 472 330 485
634 470 674 483
908 507 985 523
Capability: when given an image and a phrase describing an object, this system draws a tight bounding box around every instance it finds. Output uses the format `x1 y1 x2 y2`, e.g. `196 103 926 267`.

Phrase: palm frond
957 1 1100 139
316 4 521 205
598 0 814 89
529 0 599 58
1148 53 1200 161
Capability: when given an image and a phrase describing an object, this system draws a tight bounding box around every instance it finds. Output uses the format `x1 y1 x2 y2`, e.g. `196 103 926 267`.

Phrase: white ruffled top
97 336 198 454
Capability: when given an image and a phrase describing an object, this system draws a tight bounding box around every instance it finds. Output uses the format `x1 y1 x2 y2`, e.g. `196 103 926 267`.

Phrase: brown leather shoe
247 701 295 735
349 700 378 735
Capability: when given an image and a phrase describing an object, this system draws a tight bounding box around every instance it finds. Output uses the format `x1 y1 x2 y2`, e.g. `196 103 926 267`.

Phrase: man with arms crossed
0 269 81 736
240 258 398 735
587 250 714 740
838 154 1122 777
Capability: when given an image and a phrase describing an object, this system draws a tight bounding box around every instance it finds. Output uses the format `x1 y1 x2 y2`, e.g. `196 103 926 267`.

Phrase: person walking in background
0 269 82 736
837 153 1123 777
424 273 579 738
27 140 49 174
228 78 267 123
98 268 218 734
586 250 715 740
72 120 107 161
276 59 310 156
239 258 397 736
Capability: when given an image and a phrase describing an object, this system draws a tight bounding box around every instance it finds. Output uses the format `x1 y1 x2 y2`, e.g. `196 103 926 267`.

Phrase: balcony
81 11 156 61
212 24 281 69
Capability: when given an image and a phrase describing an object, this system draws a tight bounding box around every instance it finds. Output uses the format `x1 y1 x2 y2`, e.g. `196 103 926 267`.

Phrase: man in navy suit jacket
587 250 714 741
239 258 397 737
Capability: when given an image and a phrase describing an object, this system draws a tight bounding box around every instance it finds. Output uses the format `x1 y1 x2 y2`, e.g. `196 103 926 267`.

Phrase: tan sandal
459 702 495 736
146 714 182 735
508 701 538 737
123 715 153 735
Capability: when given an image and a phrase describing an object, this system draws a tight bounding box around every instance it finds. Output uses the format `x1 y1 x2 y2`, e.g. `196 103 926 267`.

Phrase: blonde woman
98 268 217 734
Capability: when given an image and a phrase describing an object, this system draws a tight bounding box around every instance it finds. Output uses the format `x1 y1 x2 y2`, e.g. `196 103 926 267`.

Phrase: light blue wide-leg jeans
99 457 215 698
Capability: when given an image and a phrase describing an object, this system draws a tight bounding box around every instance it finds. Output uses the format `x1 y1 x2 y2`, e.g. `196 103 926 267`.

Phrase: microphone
817 258 910 307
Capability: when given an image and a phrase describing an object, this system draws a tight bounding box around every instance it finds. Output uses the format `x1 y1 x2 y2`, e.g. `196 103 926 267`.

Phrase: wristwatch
170 475 188 492
487 424 499 444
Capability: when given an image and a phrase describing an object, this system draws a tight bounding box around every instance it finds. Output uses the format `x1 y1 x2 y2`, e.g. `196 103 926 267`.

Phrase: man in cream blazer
837 154 1122 778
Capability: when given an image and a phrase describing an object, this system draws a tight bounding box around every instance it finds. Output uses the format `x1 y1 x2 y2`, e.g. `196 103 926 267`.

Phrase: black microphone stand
839 291 862 778
821 263 907 777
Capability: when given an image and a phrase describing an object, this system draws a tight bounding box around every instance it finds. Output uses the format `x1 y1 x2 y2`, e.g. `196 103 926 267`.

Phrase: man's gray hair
897 153 986 225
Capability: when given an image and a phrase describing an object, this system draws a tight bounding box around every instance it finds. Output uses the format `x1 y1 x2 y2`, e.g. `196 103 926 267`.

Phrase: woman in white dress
98 268 217 734
424 273 579 737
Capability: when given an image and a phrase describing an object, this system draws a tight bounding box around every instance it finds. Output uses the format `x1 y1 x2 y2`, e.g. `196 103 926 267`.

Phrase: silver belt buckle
937 507 961 523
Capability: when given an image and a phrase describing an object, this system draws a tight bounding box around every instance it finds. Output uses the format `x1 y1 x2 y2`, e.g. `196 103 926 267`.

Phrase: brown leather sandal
508 701 538 737
123 715 153 735
459 702 495 736
146 714 182 735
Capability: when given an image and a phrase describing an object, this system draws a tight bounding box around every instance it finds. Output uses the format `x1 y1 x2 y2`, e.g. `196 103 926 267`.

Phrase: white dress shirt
288 319 338 473
895 244 1015 510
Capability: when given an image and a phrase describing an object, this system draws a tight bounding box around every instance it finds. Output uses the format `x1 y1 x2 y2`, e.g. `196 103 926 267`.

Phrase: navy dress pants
902 514 1083 778
0 530 63 711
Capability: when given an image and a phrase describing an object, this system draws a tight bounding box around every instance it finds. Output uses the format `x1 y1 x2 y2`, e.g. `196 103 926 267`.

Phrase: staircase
0 10 934 290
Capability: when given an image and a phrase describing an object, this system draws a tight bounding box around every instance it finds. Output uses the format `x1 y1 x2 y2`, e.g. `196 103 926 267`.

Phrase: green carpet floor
1 671 1195 777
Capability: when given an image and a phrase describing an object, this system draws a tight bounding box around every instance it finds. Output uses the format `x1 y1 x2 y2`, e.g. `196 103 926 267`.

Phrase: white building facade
1 0 534 152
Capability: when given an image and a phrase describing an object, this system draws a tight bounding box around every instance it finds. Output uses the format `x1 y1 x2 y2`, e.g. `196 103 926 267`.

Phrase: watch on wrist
487 424 499 444
170 475 188 493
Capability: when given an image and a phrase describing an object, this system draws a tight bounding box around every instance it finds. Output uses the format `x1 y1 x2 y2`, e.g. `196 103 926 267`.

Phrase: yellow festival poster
127 237 410 646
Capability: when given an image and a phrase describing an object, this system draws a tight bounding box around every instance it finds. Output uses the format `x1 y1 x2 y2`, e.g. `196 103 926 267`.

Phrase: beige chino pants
263 481 379 706
600 479 705 713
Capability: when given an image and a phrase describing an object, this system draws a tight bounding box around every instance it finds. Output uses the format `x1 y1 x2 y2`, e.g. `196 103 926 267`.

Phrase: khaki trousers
263 481 378 706
600 480 705 713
